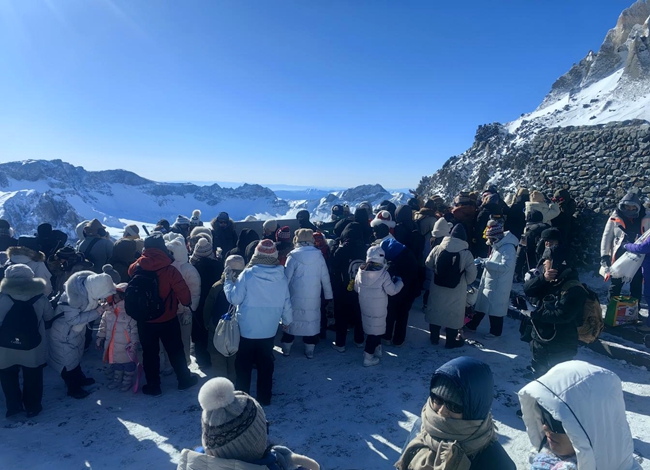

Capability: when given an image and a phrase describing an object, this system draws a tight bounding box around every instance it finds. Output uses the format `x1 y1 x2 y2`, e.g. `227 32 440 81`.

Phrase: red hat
276 226 291 242
370 210 396 229
254 239 278 258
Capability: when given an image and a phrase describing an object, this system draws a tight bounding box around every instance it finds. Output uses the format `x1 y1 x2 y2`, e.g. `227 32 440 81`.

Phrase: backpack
124 267 169 322
433 250 463 289
0 296 42 350
561 280 604 344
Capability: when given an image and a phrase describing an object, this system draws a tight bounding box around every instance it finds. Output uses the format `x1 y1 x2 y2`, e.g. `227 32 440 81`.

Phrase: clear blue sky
0 0 633 189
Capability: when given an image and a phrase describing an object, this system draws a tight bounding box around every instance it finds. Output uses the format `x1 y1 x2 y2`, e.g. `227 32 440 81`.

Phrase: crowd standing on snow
0 187 646 468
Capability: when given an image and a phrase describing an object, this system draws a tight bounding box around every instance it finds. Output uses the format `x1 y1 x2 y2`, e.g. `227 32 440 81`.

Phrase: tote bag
213 305 240 357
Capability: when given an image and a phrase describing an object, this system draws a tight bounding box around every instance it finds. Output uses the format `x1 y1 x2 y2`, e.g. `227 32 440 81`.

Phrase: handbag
213 305 240 357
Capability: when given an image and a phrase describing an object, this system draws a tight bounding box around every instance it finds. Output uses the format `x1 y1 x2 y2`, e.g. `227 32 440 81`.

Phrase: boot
331 342 346 353
363 352 380 367
374 345 382 358
281 342 293 357
120 371 134 392
304 344 315 359
107 370 124 390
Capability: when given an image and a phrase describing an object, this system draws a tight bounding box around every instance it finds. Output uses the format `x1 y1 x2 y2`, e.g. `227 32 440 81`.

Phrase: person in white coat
49 271 116 399
165 239 201 367
6 240 53 297
465 220 517 338
280 229 333 359
524 190 560 224
354 246 403 367
519 360 642 470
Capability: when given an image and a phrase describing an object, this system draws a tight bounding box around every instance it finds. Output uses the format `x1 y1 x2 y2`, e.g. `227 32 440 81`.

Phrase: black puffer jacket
505 195 528 240
393 205 425 267
211 219 238 255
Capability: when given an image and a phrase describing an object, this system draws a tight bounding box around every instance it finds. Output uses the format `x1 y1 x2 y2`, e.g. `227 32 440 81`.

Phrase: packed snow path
1 298 648 470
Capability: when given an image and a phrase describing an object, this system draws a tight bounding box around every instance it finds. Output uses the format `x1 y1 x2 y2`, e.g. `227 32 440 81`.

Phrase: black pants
61 364 88 394
280 333 318 345
429 324 460 347
531 341 576 377
364 334 381 354
0 365 43 414
610 267 643 300
191 310 211 367
334 291 364 347
383 296 414 346
139 317 191 386
235 337 275 405
465 312 504 336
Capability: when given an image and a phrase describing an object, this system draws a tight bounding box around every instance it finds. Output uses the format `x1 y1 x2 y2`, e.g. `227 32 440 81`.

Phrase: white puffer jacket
474 232 518 318
524 201 560 224
519 360 642 470
354 264 403 335
167 239 201 314
97 299 139 364
284 246 333 337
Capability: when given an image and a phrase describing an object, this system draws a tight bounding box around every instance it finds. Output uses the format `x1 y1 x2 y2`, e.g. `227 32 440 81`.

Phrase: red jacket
128 248 191 323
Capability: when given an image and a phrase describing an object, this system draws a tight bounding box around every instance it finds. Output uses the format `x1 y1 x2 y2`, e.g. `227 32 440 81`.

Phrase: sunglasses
539 406 565 434
431 394 463 415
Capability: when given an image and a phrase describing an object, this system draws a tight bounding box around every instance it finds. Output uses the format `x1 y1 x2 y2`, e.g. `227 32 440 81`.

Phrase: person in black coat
210 212 238 255
550 189 576 244
227 228 260 261
35 223 68 259
397 356 516 470
523 245 586 378
380 238 420 346
505 188 529 240
472 191 505 258
514 210 549 280
353 208 373 246
296 210 318 232
0 219 17 252
330 223 367 350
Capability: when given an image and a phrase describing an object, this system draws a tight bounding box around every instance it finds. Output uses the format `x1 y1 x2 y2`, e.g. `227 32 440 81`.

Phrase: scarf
249 254 280 266
530 448 577 470
190 251 216 265
396 398 496 470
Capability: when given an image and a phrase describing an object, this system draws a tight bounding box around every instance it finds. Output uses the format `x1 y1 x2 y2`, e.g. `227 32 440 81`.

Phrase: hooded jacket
331 223 367 294
108 238 138 283
226 229 260 260
0 273 54 369
354 263 403 335
394 205 425 267
97 296 139 365
425 236 477 329
601 191 650 263
474 232 518 317
167 239 202 313
284 245 333 337
211 218 238 255
382 238 420 302
224 265 293 339
6 246 53 297
128 248 191 324
518 360 641 470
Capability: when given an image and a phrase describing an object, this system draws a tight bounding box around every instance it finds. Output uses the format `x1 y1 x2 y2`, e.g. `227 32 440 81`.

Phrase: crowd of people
0 185 646 469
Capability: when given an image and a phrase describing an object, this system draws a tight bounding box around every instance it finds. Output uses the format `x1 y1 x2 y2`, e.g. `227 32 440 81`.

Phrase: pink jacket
98 299 139 364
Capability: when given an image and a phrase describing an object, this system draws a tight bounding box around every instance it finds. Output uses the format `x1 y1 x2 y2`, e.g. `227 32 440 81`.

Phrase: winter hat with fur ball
366 245 386 264
198 378 268 461
190 210 203 226
193 237 215 259
370 210 396 229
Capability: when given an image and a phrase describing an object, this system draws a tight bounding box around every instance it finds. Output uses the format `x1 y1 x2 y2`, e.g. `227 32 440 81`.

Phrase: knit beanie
407 197 421 212
431 218 452 238
366 245 386 264
276 226 291 243
529 190 545 203
370 210 396 229
217 212 230 223
294 228 315 246
123 224 140 239
190 210 203 226
430 374 464 411
380 238 405 261
540 227 562 243
193 237 215 259
198 378 268 460
155 219 170 234
144 232 168 252
174 215 191 227
526 210 543 224
4 263 34 279
262 219 278 233
225 255 246 272
450 224 467 241
484 220 504 240
357 201 373 218
85 273 116 301
102 264 121 284
254 239 278 259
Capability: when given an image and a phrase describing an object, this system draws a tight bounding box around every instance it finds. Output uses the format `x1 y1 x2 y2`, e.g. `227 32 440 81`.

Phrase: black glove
600 255 611 268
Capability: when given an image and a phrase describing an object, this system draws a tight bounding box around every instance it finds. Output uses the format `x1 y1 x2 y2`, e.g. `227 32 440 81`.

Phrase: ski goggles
539 405 565 434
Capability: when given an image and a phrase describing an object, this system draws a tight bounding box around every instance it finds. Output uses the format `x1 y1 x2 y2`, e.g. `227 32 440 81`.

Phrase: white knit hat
85 273 116 301
431 218 452 238
366 245 386 264
198 378 268 460
262 219 278 233
370 210 396 229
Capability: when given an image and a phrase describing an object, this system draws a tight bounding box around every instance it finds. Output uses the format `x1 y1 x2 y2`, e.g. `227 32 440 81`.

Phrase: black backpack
0 296 42 350
433 250 463 289
124 267 169 322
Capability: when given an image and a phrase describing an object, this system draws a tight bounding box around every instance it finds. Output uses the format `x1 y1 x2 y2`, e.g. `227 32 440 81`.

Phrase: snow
1 297 648 470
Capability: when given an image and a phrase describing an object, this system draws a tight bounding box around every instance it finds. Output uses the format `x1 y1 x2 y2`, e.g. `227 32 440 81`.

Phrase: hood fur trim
0 277 46 298
6 245 45 262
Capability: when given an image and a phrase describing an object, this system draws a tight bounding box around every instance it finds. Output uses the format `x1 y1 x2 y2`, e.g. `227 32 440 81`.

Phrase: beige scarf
396 398 497 470
249 254 280 266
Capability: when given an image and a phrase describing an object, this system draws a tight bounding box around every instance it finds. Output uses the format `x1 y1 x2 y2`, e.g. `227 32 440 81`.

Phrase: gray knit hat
198 378 268 460
193 237 215 259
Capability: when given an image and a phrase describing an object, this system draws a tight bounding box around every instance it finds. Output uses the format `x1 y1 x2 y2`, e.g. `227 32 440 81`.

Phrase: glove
600 255 611 268
623 243 634 252
180 310 192 325
271 445 320 470
95 338 105 350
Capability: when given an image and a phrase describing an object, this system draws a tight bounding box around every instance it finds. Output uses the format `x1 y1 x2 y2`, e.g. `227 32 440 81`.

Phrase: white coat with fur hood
167 239 201 313
474 232 518 318
354 264 403 335
518 360 641 470
48 271 116 373
284 245 333 337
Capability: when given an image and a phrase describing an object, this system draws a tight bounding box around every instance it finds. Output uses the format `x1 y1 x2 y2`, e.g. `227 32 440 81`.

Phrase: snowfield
1 296 648 470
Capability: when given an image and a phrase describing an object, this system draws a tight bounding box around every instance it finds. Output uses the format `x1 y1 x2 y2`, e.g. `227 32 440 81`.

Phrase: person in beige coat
0 264 54 418
425 225 476 348
524 190 560 224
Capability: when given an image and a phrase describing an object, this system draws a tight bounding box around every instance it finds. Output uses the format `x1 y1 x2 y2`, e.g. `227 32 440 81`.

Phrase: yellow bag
605 296 639 327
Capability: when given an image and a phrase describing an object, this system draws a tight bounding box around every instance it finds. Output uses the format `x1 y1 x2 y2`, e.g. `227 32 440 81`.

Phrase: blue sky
0 0 632 189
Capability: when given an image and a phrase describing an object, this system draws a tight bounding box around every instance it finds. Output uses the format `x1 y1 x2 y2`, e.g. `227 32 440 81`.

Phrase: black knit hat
144 232 168 253
540 227 562 242
450 224 467 241
430 374 464 410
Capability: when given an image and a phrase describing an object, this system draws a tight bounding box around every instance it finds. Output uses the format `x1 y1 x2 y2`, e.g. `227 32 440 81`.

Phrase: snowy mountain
0 160 408 239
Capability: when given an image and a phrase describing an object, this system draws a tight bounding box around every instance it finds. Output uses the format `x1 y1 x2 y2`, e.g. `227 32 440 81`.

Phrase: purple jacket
624 240 650 290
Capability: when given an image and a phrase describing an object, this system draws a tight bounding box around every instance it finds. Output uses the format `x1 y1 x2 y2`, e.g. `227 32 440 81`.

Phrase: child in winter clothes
96 283 139 392
354 246 403 367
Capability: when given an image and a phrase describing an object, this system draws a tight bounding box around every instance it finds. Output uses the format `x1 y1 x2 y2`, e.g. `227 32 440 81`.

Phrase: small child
96 283 139 391
354 246 403 367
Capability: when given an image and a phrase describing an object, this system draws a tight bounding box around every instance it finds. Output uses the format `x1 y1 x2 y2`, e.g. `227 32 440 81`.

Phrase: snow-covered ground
1 295 648 470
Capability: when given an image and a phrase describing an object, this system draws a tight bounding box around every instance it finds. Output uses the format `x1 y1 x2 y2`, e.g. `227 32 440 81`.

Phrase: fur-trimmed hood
0 276 46 300
6 245 45 263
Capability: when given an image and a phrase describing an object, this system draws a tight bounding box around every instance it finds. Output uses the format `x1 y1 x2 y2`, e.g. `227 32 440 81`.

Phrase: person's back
77 219 114 274
0 219 17 252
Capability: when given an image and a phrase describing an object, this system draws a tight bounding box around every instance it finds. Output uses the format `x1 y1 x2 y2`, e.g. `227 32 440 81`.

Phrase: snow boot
304 344 315 359
363 352 380 367
120 371 134 392
374 345 382 358
107 370 124 390
281 342 293 357
331 343 346 353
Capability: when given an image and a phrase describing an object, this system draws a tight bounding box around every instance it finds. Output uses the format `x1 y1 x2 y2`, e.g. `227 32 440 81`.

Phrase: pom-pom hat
370 210 396 229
